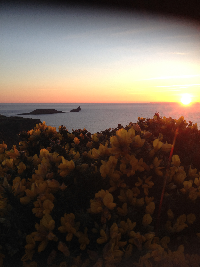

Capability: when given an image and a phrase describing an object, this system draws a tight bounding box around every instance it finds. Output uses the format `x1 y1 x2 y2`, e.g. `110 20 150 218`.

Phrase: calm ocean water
1 103 200 133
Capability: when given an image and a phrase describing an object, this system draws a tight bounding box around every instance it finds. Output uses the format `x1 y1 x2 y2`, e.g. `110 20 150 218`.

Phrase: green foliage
0 115 200 267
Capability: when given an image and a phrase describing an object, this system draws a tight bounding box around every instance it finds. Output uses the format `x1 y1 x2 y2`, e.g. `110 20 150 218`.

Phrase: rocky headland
0 114 41 149
18 109 65 115
70 106 81 112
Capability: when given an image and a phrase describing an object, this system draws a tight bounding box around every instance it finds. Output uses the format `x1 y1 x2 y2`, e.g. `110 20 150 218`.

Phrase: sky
0 4 200 103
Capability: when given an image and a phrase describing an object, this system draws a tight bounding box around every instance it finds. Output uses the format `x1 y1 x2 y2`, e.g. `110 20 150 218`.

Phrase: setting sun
180 93 192 105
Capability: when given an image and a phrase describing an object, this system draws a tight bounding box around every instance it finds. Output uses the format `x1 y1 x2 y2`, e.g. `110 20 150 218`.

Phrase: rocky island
18 109 65 115
70 106 81 112
0 114 41 149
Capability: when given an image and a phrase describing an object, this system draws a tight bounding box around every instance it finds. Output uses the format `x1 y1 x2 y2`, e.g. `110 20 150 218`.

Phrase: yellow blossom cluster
58 213 80 241
89 189 116 223
1 116 200 267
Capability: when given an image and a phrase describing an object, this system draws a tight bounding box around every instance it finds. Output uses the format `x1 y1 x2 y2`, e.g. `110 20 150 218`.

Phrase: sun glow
180 93 192 105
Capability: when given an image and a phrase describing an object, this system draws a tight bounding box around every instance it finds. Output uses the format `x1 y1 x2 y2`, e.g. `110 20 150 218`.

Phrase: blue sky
0 4 200 103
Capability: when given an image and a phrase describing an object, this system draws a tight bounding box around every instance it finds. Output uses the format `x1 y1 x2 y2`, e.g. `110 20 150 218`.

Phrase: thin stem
156 128 178 234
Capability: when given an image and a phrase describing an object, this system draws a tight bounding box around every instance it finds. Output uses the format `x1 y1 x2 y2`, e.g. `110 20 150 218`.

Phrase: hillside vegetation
0 114 200 267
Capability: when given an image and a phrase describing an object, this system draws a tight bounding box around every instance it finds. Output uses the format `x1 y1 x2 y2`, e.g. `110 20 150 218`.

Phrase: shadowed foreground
1 114 200 267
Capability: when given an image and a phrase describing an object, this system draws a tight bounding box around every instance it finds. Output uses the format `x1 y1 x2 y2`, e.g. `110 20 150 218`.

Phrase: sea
1 102 200 133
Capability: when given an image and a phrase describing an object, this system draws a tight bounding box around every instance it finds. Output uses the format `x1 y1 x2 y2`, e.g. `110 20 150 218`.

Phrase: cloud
157 52 188 56
171 52 187 55
137 74 200 81
156 83 200 87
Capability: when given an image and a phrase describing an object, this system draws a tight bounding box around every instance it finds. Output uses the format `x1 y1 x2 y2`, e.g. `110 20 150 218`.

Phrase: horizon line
1 101 200 104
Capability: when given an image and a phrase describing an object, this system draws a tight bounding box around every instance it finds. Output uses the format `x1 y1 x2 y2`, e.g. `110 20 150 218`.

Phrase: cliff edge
0 115 41 149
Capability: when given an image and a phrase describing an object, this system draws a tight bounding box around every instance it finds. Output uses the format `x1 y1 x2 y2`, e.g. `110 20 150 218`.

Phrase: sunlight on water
0 103 200 133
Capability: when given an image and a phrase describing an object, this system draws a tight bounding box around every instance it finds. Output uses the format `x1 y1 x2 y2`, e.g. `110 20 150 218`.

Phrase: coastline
0 114 41 149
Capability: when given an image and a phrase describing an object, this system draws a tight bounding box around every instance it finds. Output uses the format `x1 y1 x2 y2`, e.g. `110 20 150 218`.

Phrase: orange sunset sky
0 4 200 103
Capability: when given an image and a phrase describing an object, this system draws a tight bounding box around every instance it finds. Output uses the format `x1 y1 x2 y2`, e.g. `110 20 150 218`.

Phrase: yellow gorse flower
12 176 26 196
119 219 136 235
118 188 138 205
153 139 163 151
142 214 152 227
129 231 145 250
6 146 20 159
58 157 75 177
89 189 116 223
32 193 54 218
188 166 198 178
110 128 132 150
101 223 126 265
97 229 108 244
22 214 57 258
17 161 26 174
145 201 155 215
58 213 80 242
110 127 145 157
153 157 164 176
2 158 13 169
165 214 188 233
173 168 186 184
57 241 70 257
117 203 128 216
133 135 145 148
98 143 110 157
100 156 118 178
21 233 36 262
33 214 58 253
75 227 90 250
87 148 100 159
92 133 99 142
171 155 181 167
90 189 116 211
161 142 172 152
73 137 80 145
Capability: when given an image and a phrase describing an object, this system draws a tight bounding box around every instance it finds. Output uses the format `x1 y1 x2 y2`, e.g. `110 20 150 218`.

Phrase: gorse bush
0 114 200 267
